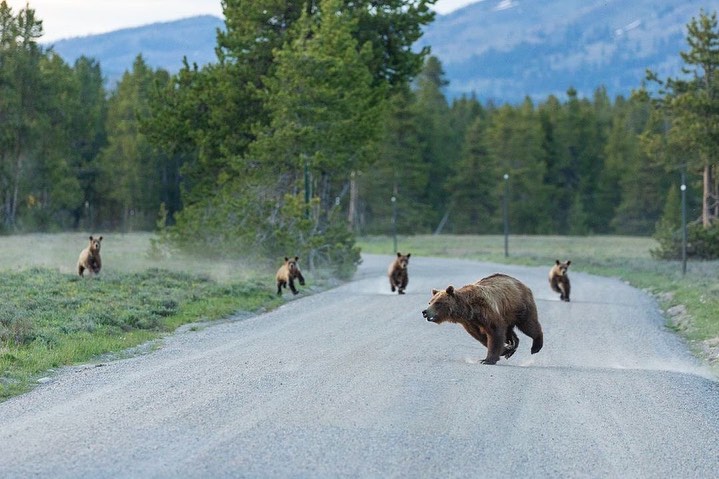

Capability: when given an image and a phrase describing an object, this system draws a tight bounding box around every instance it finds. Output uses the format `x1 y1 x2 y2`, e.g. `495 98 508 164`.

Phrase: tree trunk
348 171 357 231
713 163 719 220
9 141 24 230
702 161 713 227
318 171 332 232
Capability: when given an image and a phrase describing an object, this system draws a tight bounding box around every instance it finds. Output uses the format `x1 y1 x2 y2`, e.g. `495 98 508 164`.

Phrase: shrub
652 221 719 260
0 309 35 347
159 192 361 279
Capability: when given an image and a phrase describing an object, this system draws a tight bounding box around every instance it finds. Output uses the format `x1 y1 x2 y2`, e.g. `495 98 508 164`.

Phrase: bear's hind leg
530 332 543 354
558 283 566 301
516 308 543 354
398 276 407 294
503 327 519 359
550 279 561 295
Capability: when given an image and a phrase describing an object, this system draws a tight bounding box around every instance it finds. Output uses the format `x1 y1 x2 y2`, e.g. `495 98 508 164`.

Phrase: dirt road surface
1 254 717 478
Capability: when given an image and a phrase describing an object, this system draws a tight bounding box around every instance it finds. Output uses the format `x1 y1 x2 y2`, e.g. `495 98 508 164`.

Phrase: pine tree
359 88 427 234
413 56 454 230
446 111 501 234
0 2 45 230
646 9 719 228
69 56 108 229
98 56 171 231
485 100 551 234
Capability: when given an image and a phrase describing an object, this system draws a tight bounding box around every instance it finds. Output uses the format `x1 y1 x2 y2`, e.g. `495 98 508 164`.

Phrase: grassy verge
0 233 286 401
0 268 281 400
359 234 719 372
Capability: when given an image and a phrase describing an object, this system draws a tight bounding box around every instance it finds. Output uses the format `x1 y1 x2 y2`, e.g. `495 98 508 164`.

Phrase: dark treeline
1 1 716 270
360 62 681 238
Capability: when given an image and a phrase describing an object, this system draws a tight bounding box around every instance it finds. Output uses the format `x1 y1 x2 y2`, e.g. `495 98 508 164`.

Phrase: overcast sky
5 0 478 42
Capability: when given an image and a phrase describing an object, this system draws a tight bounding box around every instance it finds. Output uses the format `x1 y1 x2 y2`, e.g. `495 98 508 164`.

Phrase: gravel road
1 254 718 478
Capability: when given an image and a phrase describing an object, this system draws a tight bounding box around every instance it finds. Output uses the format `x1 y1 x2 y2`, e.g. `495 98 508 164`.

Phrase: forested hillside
420 0 712 101
49 15 222 88
1 0 716 274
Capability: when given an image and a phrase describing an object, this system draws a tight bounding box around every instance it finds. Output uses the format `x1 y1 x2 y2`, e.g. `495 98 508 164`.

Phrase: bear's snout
422 309 436 322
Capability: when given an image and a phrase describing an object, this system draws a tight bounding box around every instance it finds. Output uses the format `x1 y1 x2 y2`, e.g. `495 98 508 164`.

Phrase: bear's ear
406 253 411 258
566 260 571 266
431 288 440 296
396 252 402 257
98 236 103 242
294 256 299 261
89 235 93 241
555 259 560 265
446 285 455 295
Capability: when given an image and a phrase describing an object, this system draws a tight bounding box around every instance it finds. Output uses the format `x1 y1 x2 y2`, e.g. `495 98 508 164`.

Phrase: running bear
388 252 411 294
422 273 544 365
276 256 305 295
77 235 103 277
549 259 571 302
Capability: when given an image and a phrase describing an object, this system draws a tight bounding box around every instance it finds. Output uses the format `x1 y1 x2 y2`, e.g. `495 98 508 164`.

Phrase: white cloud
434 0 481 15
5 0 223 42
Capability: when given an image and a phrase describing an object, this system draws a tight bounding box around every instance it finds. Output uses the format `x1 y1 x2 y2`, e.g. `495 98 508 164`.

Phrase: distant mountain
419 0 709 102
46 1 714 102
47 15 223 88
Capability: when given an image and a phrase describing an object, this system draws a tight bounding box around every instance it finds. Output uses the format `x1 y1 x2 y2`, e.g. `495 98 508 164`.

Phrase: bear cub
549 259 571 302
422 273 543 365
276 256 306 295
388 252 411 294
77 235 103 277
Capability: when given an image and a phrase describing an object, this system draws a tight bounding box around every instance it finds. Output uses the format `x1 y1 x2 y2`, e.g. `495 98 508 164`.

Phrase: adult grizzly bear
422 273 543 365
388 252 411 294
77 235 103 277
276 256 305 295
549 259 571 302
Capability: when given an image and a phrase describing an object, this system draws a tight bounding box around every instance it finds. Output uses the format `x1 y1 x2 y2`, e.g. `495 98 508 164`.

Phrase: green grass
0 233 284 401
360 234 719 371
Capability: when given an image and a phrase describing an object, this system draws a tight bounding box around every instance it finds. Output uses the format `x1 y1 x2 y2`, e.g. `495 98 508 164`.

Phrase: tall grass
0 232 263 281
0 233 283 400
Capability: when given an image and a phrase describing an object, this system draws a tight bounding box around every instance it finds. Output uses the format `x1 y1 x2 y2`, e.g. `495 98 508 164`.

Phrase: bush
651 221 719 260
161 192 361 279
0 313 35 347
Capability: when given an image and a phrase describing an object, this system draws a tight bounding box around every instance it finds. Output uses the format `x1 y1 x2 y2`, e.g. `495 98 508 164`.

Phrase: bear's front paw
480 358 498 365
398 289 405 295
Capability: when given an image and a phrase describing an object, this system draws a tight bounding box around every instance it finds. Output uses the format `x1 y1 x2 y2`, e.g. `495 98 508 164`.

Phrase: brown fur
77 235 103 277
388 252 411 294
276 256 305 295
422 273 543 365
549 259 571 302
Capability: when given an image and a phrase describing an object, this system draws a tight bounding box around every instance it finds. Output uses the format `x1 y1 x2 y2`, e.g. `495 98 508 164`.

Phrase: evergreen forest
1 0 718 274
